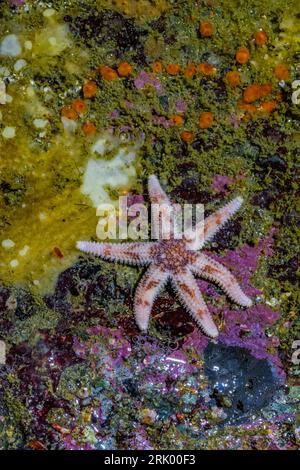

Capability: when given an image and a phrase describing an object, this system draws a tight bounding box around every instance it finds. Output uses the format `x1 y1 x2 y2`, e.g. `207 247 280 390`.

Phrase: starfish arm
148 175 178 239
185 197 243 251
134 265 169 331
191 254 252 307
148 175 172 206
76 241 156 265
172 269 219 338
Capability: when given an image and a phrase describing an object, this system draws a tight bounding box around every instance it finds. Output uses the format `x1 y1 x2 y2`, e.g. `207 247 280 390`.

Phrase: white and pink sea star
77 175 252 338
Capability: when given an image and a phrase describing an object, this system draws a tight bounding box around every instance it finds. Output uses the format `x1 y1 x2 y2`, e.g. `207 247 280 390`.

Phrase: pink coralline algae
86 324 132 365
63 434 94 451
134 71 162 92
152 114 174 128
109 108 120 119
211 173 245 194
73 325 132 369
229 113 240 128
175 99 187 113
123 100 134 109
211 175 234 193
10 0 26 5
216 228 275 298
192 228 284 377
142 348 198 380
219 304 283 376
129 427 154 450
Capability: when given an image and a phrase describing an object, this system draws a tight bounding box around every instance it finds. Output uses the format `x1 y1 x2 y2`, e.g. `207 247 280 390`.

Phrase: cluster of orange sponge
59 21 290 142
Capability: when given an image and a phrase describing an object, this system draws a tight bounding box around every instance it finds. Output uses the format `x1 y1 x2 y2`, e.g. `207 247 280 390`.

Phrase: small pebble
0 34 22 57
43 8 56 17
5 94 13 103
10 259 19 268
14 59 27 72
48 37 57 46
33 118 48 129
26 86 35 98
2 239 15 248
2 126 15 138
0 66 10 77
5 295 17 312
61 116 77 133
19 245 29 256
139 408 158 425
24 40 32 50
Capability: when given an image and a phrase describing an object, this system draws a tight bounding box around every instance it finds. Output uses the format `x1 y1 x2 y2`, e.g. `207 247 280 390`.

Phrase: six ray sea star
77 175 252 338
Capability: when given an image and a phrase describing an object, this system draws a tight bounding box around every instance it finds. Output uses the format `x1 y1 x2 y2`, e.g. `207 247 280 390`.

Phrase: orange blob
184 63 197 78
166 63 181 75
82 121 97 135
180 131 194 142
117 61 133 77
238 102 257 114
198 111 214 129
198 63 216 76
258 101 277 113
199 21 213 37
99 65 118 81
171 115 184 125
235 47 250 64
243 84 261 103
225 71 240 87
61 107 78 120
260 83 272 97
243 83 272 103
82 81 98 98
72 99 86 114
274 63 289 81
254 31 268 46
152 61 163 73
53 247 64 259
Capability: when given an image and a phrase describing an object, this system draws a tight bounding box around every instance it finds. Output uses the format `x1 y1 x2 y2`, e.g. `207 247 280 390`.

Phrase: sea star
77 175 252 338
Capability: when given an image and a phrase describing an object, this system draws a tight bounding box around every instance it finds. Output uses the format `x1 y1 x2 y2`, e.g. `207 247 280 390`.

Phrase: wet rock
150 15 167 33
64 10 147 63
260 155 287 172
158 95 169 112
171 176 213 204
210 217 242 251
15 290 40 321
251 185 280 208
44 257 119 315
261 123 285 143
192 136 218 153
268 253 300 283
204 343 283 425
0 34 21 57
0 286 10 313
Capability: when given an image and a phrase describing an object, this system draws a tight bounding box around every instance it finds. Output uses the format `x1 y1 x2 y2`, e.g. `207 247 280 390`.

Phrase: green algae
8 307 59 346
